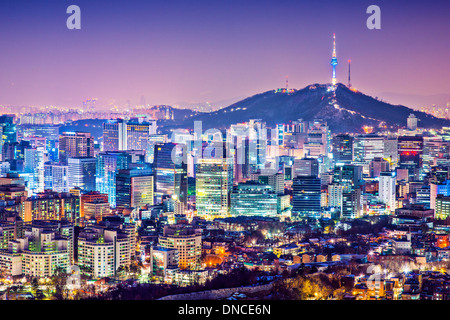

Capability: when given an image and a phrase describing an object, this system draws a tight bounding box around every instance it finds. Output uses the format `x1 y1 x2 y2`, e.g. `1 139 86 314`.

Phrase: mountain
375 91 450 111
164 83 450 133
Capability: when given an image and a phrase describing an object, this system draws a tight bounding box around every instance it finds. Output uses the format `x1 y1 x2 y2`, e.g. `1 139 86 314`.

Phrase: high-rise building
251 172 285 194
80 191 109 221
102 118 157 153
59 132 95 164
293 158 319 178
304 120 331 158
227 120 267 179
102 119 127 151
327 183 352 209
77 225 133 278
379 171 397 213
126 119 157 151
292 175 321 216
341 188 362 219
407 114 418 131
397 135 423 181
332 134 353 162
153 143 187 205
23 148 45 194
151 246 179 282
0 221 73 278
68 157 97 192
0 115 17 160
195 157 233 218
435 195 450 220
383 138 398 165
353 134 385 162
83 199 112 223
116 167 154 212
44 162 69 193
369 157 390 178
333 164 363 187
430 180 450 210
230 182 278 217
96 151 132 208
19 190 81 224
158 224 202 270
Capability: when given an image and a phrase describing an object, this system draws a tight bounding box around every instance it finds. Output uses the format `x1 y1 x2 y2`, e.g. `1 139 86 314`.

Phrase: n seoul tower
330 33 338 86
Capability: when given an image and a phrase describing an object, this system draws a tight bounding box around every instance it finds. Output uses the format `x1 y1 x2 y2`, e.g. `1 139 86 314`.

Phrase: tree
52 265 68 300
31 277 39 295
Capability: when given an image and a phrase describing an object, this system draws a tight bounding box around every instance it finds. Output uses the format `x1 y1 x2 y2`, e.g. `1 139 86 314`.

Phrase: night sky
0 0 449 108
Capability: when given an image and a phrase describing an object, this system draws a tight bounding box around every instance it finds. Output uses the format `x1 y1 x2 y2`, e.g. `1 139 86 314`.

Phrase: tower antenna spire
332 33 336 58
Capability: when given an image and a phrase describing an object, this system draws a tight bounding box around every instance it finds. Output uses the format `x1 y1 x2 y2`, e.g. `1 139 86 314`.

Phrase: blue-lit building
230 182 278 217
292 175 321 216
116 166 154 212
96 151 132 208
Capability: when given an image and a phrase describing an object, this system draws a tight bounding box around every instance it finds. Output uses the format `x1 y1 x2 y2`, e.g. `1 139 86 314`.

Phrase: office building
230 182 278 217
44 163 69 193
153 143 188 205
96 151 132 208
292 175 321 216
116 167 154 212
332 134 353 162
59 132 95 164
67 157 97 192
195 157 233 218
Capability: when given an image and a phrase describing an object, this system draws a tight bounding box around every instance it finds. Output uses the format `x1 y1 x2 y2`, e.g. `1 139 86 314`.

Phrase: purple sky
0 0 449 109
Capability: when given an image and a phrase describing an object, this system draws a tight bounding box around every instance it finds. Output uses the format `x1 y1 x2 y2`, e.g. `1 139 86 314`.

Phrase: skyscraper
293 158 319 178
102 118 158 153
68 157 97 192
0 115 17 162
292 175 321 216
195 157 233 218
96 151 132 208
116 167 154 212
341 188 362 219
44 162 69 193
332 134 353 162
102 119 127 151
397 135 423 181
0 115 17 144
126 119 157 151
59 132 95 164
230 182 278 217
153 143 187 205
353 134 385 162
23 148 45 194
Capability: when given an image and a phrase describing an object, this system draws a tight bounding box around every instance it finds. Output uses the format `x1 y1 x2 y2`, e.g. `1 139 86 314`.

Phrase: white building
379 171 397 213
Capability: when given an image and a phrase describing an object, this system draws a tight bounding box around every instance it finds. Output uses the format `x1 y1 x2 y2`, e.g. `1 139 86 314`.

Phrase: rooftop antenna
348 59 352 88
285 76 289 91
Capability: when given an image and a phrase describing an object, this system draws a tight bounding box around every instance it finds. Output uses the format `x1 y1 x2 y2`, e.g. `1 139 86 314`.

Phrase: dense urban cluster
0 87 449 301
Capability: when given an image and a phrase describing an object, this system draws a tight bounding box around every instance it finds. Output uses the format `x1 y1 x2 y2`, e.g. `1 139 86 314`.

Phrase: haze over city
0 0 449 109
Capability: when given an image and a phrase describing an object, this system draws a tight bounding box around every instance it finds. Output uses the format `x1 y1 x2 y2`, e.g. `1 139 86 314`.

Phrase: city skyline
0 0 449 109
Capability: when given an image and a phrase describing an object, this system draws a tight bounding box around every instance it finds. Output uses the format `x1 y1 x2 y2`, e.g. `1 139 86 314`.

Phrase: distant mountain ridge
164 83 450 133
